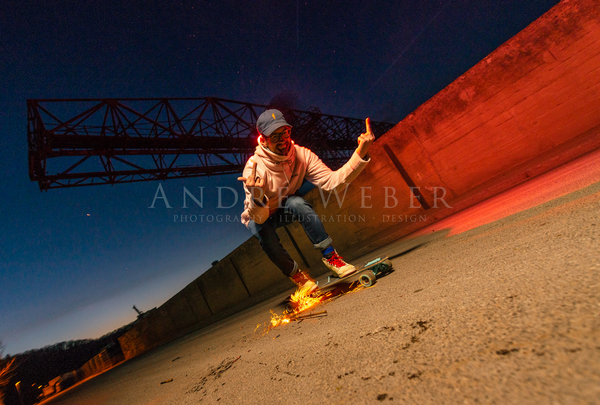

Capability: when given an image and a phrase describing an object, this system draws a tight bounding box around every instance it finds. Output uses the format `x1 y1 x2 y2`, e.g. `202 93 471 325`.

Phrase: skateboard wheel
359 273 375 287
378 260 392 273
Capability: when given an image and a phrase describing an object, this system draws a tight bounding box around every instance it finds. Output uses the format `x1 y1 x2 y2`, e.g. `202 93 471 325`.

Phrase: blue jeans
247 196 332 277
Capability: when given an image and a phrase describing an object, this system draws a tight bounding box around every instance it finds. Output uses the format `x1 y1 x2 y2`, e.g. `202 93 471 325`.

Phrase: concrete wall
119 237 313 359
79 347 124 379
42 346 124 400
118 0 600 360
305 0 600 257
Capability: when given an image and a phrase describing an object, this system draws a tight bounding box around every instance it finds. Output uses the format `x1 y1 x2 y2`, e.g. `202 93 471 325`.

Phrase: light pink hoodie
241 142 370 226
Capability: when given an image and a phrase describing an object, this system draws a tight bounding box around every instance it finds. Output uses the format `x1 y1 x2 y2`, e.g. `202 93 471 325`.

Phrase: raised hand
356 117 375 159
237 161 266 206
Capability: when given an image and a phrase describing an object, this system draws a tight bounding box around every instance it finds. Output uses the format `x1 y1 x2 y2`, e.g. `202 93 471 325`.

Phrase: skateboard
317 256 392 293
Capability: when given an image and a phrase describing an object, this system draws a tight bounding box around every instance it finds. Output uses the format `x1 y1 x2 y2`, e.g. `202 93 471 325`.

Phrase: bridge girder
27 98 395 190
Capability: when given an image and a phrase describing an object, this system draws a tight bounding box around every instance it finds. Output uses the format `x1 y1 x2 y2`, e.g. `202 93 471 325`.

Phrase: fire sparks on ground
289 285 323 313
269 286 324 327
264 280 372 332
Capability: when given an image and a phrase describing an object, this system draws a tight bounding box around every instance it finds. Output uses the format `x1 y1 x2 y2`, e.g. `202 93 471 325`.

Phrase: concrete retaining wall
42 345 124 401
305 0 600 257
118 0 600 360
118 240 294 359
79 346 124 379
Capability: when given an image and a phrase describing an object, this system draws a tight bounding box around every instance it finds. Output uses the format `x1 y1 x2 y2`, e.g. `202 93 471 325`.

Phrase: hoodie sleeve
303 148 370 191
240 160 270 225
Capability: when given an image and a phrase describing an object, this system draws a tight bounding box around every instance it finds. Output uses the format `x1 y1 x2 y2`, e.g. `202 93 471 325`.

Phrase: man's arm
304 118 373 191
238 160 270 224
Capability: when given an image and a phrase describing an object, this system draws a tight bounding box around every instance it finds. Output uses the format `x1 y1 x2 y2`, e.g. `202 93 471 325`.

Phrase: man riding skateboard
238 109 374 294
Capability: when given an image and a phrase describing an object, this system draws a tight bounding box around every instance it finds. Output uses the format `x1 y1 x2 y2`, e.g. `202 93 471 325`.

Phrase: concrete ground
44 151 600 405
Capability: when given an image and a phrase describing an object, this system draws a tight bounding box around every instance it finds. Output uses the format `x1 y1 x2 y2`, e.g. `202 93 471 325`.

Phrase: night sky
0 0 560 355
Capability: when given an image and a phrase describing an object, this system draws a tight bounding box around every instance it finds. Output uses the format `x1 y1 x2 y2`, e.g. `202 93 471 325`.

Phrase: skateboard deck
317 256 392 293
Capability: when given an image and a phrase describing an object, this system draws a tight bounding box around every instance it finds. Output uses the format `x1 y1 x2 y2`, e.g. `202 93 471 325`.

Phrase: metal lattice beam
27 97 395 190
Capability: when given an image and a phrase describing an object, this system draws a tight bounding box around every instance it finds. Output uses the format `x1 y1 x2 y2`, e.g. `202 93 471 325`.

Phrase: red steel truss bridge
27 97 395 190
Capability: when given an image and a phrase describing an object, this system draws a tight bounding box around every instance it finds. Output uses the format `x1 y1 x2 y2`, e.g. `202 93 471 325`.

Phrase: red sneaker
322 251 356 278
289 270 318 294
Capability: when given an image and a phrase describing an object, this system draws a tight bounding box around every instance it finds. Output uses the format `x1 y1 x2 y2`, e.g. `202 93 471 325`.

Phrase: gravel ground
45 180 600 405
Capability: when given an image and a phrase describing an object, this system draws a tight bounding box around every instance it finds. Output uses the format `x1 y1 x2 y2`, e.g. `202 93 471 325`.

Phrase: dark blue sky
0 0 560 354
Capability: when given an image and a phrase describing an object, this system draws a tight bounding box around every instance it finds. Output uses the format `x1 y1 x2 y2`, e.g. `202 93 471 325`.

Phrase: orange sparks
289 285 322 312
268 286 325 328
263 280 374 333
